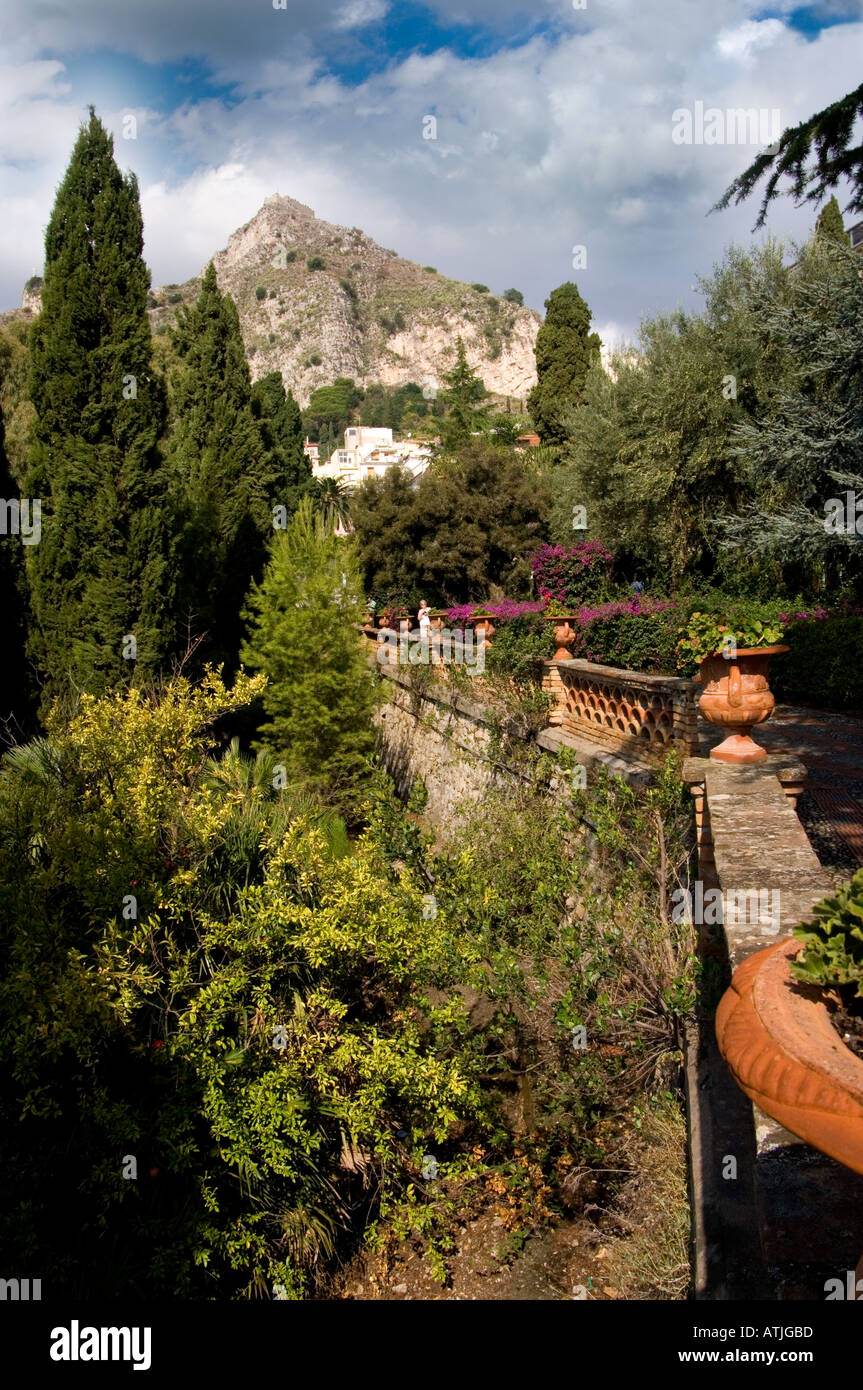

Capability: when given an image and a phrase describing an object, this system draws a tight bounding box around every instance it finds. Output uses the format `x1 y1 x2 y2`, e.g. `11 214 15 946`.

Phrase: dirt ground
326 1208 632 1302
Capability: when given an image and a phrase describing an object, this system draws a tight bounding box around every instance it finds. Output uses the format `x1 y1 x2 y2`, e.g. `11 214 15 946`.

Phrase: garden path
700 705 863 880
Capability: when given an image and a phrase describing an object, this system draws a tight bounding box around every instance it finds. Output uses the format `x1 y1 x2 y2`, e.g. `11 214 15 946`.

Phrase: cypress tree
528 282 600 447
250 370 310 517
0 399 33 735
25 108 174 703
815 194 846 245
169 263 272 672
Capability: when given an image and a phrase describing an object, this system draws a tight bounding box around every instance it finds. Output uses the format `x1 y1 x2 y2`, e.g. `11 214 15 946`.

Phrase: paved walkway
700 705 863 882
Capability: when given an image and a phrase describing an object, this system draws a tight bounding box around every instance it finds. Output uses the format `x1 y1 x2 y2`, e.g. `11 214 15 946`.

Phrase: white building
312 426 433 488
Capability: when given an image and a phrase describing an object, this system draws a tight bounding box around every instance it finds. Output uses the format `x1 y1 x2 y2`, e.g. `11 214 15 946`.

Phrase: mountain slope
149 195 540 407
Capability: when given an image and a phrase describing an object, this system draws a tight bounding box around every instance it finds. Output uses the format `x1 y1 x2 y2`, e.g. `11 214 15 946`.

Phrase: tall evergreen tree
241 496 377 814
250 370 309 518
169 263 272 672
0 399 33 735
815 194 847 245
440 336 487 447
528 282 600 447
25 108 174 703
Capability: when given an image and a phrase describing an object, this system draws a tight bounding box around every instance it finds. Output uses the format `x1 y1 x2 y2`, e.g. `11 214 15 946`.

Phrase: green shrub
502 288 524 305
423 266 437 274
167 291 183 304
268 288 277 299
588 607 686 675
792 868 863 996
307 353 323 367
771 614 863 711
471 282 489 294
485 614 554 680
255 285 267 300
307 256 326 271
286 250 298 263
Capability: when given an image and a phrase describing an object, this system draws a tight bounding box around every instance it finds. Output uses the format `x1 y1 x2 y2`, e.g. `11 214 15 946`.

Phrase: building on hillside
515 432 540 449
850 221 863 252
311 426 433 488
303 437 320 465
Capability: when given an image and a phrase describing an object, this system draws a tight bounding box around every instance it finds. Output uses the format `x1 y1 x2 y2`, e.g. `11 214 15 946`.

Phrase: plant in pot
792 870 863 1057
676 611 787 764
716 870 863 1177
470 609 496 648
541 592 579 660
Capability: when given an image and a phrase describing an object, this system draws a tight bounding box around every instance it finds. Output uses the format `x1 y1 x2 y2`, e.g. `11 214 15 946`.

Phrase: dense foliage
241 497 378 814
771 612 863 711
0 671 695 1298
25 109 176 704
349 442 552 608
527 282 600 447
713 238 863 598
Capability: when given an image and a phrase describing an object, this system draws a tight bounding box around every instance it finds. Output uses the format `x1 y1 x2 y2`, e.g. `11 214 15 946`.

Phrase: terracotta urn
473 616 496 648
542 614 578 661
697 644 788 764
716 937 863 1177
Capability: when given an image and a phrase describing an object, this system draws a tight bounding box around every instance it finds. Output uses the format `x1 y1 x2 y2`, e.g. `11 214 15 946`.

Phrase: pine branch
712 84 863 229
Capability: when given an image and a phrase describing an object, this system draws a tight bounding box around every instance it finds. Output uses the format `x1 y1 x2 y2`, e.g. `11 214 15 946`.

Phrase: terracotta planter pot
698 644 788 764
542 614 578 661
716 937 863 1176
473 617 496 648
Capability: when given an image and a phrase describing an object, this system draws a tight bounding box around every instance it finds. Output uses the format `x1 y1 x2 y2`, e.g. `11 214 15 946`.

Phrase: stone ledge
536 727 654 787
683 754 808 788
551 656 698 695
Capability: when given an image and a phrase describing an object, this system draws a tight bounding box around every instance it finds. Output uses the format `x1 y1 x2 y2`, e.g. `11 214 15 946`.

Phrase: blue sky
0 0 861 348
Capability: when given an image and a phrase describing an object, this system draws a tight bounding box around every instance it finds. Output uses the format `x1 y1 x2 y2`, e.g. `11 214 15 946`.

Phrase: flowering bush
565 597 683 673
530 541 612 607
443 600 545 627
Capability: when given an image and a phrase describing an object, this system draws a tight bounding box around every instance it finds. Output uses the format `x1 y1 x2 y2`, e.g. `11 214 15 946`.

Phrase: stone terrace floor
699 704 863 883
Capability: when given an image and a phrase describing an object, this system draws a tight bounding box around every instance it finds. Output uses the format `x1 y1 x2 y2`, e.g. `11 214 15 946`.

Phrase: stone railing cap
552 656 696 692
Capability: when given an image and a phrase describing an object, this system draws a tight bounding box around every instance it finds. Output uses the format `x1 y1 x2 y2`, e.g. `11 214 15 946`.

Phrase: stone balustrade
541 657 700 764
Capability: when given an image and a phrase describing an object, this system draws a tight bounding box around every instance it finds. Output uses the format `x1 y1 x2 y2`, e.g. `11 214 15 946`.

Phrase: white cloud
141 163 277 279
611 197 648 225
0 0 861 341
332 0 389 29
716 19 785 63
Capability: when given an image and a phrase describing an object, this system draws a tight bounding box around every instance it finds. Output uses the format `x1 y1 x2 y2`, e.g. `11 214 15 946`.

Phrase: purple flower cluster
443 600 545 625
570 596 674 627
530 541 613 607
779 607 830 624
